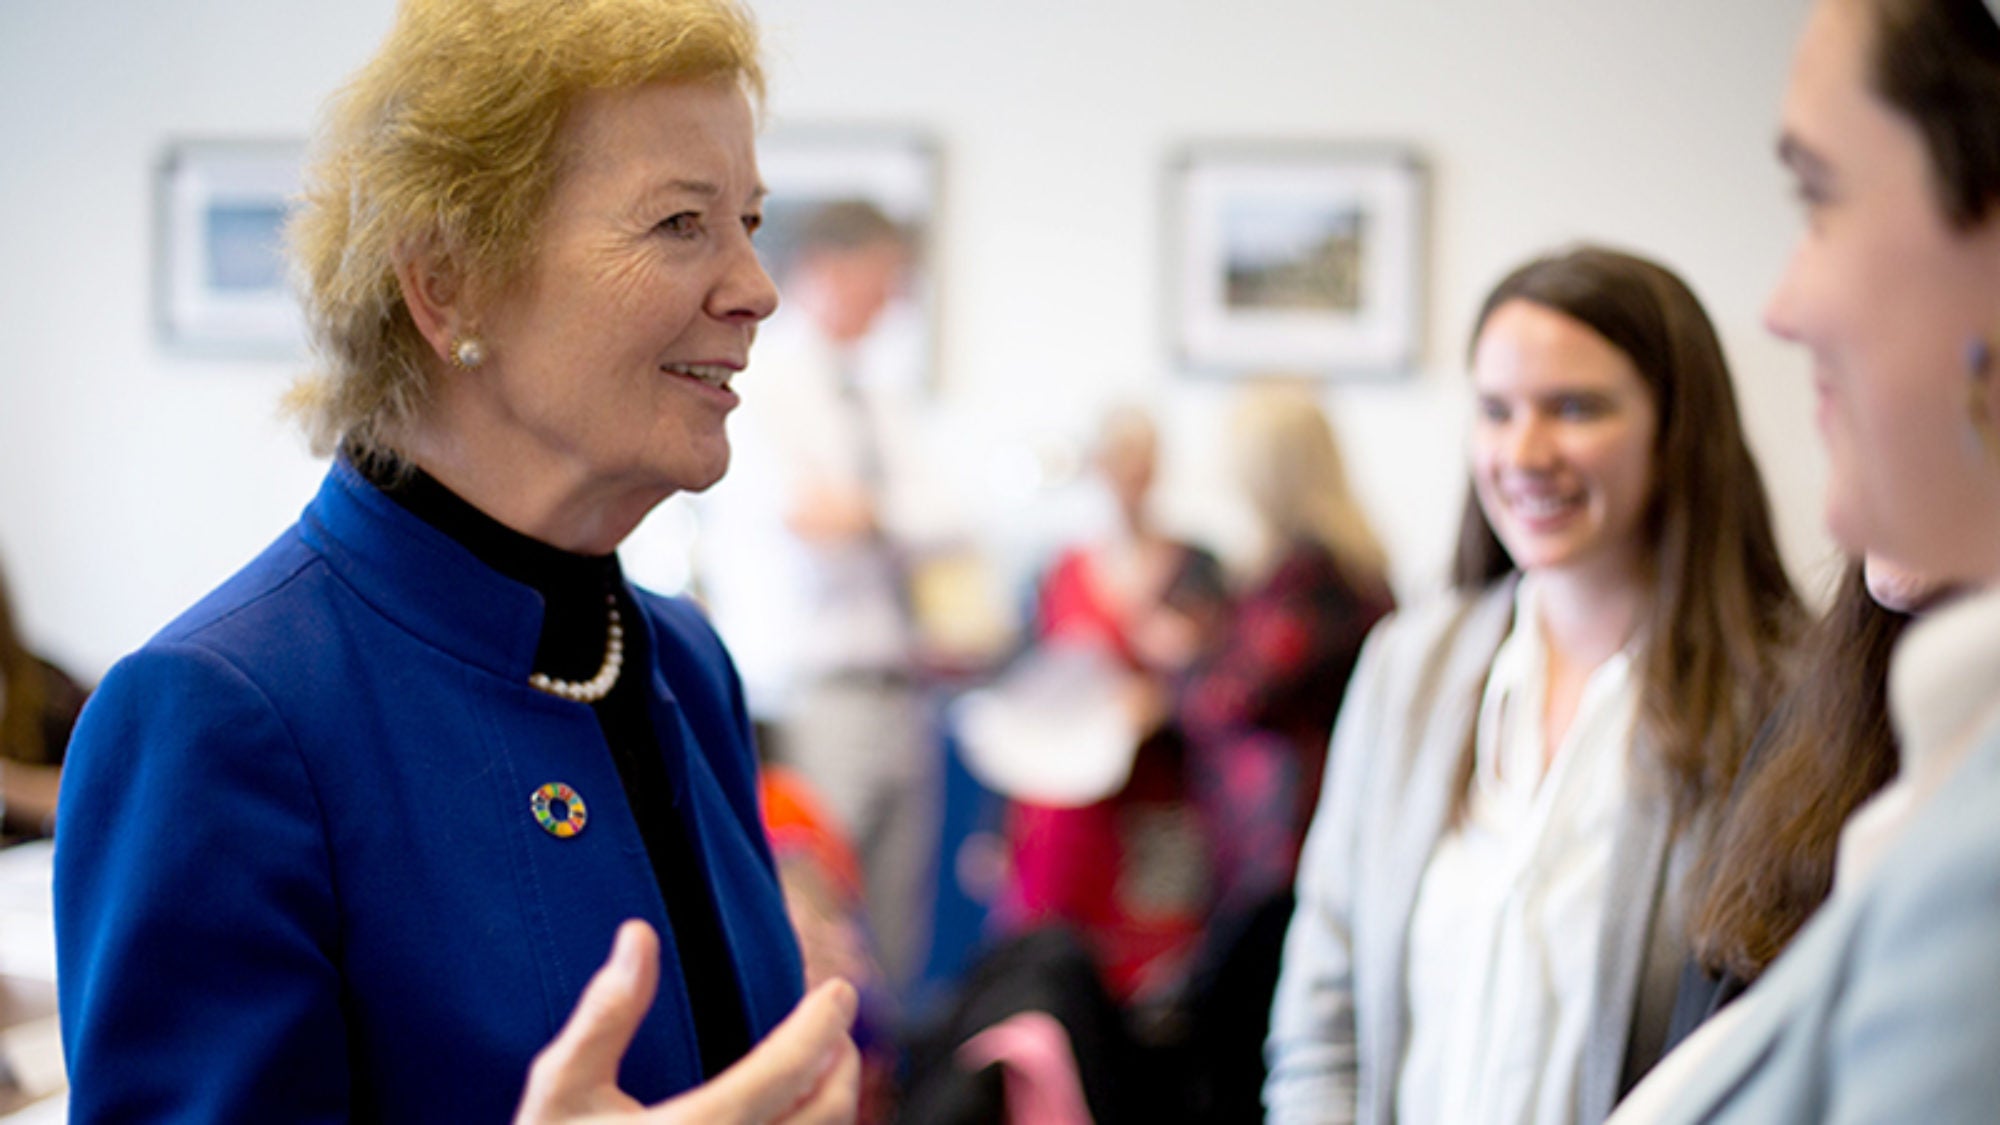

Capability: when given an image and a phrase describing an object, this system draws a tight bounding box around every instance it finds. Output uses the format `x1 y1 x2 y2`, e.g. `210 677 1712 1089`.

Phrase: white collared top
1397 575 1640 1125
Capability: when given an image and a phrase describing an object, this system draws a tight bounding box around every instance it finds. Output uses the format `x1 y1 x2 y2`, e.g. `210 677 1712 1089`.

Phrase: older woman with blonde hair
55 1 856 1121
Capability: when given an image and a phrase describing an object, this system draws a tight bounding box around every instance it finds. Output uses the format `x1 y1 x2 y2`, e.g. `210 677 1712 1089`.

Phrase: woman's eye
657 212 701 238
1789 177 1833 222
742 212 763 237
1476 399 1509 423
1554 396 1603 419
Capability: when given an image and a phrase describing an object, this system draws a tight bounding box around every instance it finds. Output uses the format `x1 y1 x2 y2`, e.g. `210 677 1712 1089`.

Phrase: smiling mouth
1505 490 1582 521
662 362 737 390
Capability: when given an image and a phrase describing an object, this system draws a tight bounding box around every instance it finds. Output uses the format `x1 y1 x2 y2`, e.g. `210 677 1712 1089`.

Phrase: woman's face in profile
1469 299 1658 586
464 76 779 517
1764 0 2000 581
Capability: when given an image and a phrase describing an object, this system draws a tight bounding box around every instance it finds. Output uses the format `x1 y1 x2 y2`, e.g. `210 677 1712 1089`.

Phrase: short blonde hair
285 0 763 458
1230 382 1388 588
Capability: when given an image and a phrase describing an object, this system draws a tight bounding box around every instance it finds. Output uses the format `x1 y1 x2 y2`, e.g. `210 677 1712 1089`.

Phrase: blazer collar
1367 579 1518 1111
1891 584 2000 783
296 459 548 685
1646 719 2000 1122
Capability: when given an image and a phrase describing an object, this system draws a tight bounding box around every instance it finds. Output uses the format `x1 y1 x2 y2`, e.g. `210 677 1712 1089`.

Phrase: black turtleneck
362 457 750 1078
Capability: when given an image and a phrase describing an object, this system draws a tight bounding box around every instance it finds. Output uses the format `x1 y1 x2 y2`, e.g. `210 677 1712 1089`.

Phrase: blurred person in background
1156 383 1395 1123
984 404 1228 1009
1180 384 1394 924
700 199 943 989
1266 246 1804 1125
0 553 85 841
908 404 1226 1124
1034 404 1227 696
53 0 857 1120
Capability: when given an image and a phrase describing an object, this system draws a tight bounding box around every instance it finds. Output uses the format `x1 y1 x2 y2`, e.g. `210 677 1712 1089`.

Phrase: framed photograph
154 139 308 354
756 127 941 392
1168 144 1426 378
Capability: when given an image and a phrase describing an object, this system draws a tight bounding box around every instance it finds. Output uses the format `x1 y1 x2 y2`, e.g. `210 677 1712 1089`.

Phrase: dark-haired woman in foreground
1609 0 2000 1118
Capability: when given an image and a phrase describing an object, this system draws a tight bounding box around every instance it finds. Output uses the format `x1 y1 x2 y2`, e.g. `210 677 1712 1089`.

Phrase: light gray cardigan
1264 581 1694 1125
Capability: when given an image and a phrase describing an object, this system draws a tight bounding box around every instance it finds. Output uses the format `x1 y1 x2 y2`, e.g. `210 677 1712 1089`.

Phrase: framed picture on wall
756 127 941 392
154 139 308 354
1168 144 1426 378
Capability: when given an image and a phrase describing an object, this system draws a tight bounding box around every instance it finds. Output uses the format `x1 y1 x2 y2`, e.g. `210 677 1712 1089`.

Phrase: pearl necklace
528 594 624 703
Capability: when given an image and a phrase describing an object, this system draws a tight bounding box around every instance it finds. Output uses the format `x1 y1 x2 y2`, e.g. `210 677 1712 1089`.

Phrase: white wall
0 0 1829 679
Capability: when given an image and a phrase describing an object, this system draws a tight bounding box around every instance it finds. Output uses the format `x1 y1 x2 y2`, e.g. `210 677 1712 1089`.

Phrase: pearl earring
451 336 487 370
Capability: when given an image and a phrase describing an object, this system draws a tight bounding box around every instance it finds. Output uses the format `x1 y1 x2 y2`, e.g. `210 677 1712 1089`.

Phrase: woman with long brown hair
1264 245 1802 1125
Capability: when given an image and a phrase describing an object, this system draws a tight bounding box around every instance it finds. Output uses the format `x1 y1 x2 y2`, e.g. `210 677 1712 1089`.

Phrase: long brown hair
1689 563 1907 981
0 560 52 765
1677 0 2000 982
1451 246 1804 820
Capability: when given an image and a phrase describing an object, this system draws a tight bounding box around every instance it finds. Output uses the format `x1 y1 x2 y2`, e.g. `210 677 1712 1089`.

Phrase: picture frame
1167 144 1426 378
153 139 308 354
755 127 941 392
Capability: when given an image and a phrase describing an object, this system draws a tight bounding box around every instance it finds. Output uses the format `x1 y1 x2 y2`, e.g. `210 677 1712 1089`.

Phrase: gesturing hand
514 920 861 1125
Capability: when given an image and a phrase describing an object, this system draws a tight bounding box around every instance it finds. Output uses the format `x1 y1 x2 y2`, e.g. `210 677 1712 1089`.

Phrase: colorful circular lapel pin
530 782 588 839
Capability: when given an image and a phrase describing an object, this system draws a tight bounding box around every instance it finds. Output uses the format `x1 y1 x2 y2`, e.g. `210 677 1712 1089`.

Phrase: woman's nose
1764 247 1806 344
712 237 779 324
1505 414 1558 471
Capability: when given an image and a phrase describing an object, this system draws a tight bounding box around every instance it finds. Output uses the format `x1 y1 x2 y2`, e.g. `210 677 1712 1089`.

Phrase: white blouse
1397 576 1639 1125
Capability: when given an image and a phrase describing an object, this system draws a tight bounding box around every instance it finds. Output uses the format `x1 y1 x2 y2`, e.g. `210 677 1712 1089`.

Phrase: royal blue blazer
55 461 804 1123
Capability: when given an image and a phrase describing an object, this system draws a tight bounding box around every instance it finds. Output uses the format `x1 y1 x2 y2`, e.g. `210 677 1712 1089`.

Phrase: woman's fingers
656 979 859 1124
766 1032 861 1125
515 931 858 1125
516 921 660 1122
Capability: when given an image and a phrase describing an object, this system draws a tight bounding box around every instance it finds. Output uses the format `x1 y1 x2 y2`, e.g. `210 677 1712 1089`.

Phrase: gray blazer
1265 581 1694 1125
1632 723 2000 1123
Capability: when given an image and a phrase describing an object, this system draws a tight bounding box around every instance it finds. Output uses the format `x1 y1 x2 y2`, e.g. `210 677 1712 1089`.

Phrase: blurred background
0 0 1831 683
0 2 1839 1117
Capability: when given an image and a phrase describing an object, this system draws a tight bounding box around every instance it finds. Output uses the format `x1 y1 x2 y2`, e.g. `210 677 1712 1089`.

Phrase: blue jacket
55 461 804 1123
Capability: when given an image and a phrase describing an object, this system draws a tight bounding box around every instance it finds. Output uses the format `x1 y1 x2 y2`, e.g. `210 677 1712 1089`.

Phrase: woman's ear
392 240 467 366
